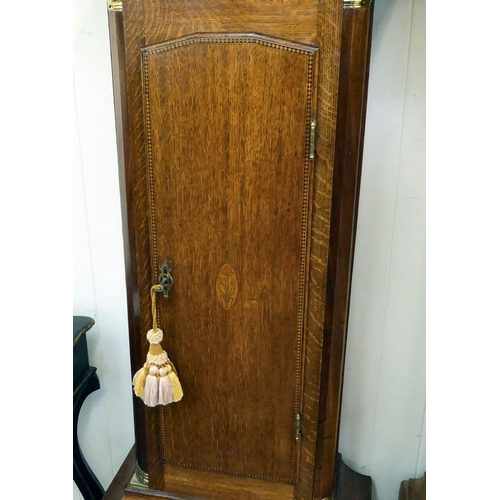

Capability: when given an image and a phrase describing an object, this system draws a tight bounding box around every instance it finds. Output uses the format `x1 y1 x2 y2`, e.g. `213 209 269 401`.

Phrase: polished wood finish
105 450 372 500
144 32 316 483
163 465 294 500
335 454 372 500
73 316 95 384
398 473 426 500
108 10 150 477
216 263 238 311
74 317 104 500
108 0 374 498
313 5 375 498
141 0 319 46
103 446 137 500
124 488 201 500
295 1 344 497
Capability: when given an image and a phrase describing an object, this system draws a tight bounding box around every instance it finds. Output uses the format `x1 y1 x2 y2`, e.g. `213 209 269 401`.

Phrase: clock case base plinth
103 447 372 500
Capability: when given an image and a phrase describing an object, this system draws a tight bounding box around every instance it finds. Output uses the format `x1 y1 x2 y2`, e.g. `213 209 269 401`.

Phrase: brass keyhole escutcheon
157 261 174 299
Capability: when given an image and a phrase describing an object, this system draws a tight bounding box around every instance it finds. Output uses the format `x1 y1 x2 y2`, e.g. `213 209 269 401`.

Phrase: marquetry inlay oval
216 264 238 311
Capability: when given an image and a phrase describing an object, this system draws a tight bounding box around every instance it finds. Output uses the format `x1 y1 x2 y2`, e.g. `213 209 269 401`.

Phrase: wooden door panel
143 0 319 46
142 34 317 482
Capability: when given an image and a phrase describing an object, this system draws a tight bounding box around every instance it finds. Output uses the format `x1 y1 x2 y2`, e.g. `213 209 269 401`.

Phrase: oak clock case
107 0 374 499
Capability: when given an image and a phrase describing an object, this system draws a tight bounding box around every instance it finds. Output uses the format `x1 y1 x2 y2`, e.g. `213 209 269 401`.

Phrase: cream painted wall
73 0 134 498
73 1 425 499
338 1 426 499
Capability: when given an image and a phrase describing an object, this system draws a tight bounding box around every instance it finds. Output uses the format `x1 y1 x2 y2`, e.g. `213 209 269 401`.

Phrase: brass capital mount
344 0 373 9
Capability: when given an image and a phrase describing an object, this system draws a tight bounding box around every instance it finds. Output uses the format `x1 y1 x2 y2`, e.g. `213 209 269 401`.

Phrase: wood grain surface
108 8 151 480
295 0 344 498
163 465 295 500
143 33 317 483
108 0 372 498
142 0 319 46
313 6 374 499
123 464 294 500
122 0 165 488
216 263 238 311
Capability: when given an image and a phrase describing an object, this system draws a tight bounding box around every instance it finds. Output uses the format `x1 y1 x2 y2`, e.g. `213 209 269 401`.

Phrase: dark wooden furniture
74 316 105 500
335 454 372 500
103 447 138 500
399 473 426 500
107 0 375 498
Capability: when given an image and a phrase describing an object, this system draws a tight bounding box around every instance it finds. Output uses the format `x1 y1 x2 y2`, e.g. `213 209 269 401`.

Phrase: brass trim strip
344 0 372 9
309 121 316 160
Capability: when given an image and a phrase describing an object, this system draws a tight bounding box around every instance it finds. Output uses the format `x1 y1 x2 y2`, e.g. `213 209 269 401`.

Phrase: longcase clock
107 0 375 498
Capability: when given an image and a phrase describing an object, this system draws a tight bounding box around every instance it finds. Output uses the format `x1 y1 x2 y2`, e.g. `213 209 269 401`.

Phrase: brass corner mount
107 0 123 12
344 0 372 9
129 463 148 489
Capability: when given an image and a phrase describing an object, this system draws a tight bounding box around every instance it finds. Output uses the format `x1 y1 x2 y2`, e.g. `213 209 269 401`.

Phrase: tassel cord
150 284 164 332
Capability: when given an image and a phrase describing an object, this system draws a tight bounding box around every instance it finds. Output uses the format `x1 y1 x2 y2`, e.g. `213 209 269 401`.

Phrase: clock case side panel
108 9 165 490
313 4 375 499
269 0 344 498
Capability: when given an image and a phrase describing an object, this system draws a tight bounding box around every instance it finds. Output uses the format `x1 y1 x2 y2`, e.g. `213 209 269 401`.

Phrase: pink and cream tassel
132 285 183 407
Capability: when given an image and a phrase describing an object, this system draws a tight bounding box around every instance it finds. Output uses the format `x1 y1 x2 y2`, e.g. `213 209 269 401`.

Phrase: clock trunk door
142 34 318 486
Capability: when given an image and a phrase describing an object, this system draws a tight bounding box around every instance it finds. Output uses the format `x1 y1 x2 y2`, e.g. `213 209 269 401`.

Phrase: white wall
338 0 426 498
73 0 134 498
73 1 425 499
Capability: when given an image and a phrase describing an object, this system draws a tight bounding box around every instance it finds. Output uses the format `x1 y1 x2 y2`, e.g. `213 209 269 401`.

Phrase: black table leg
73 368 105 500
